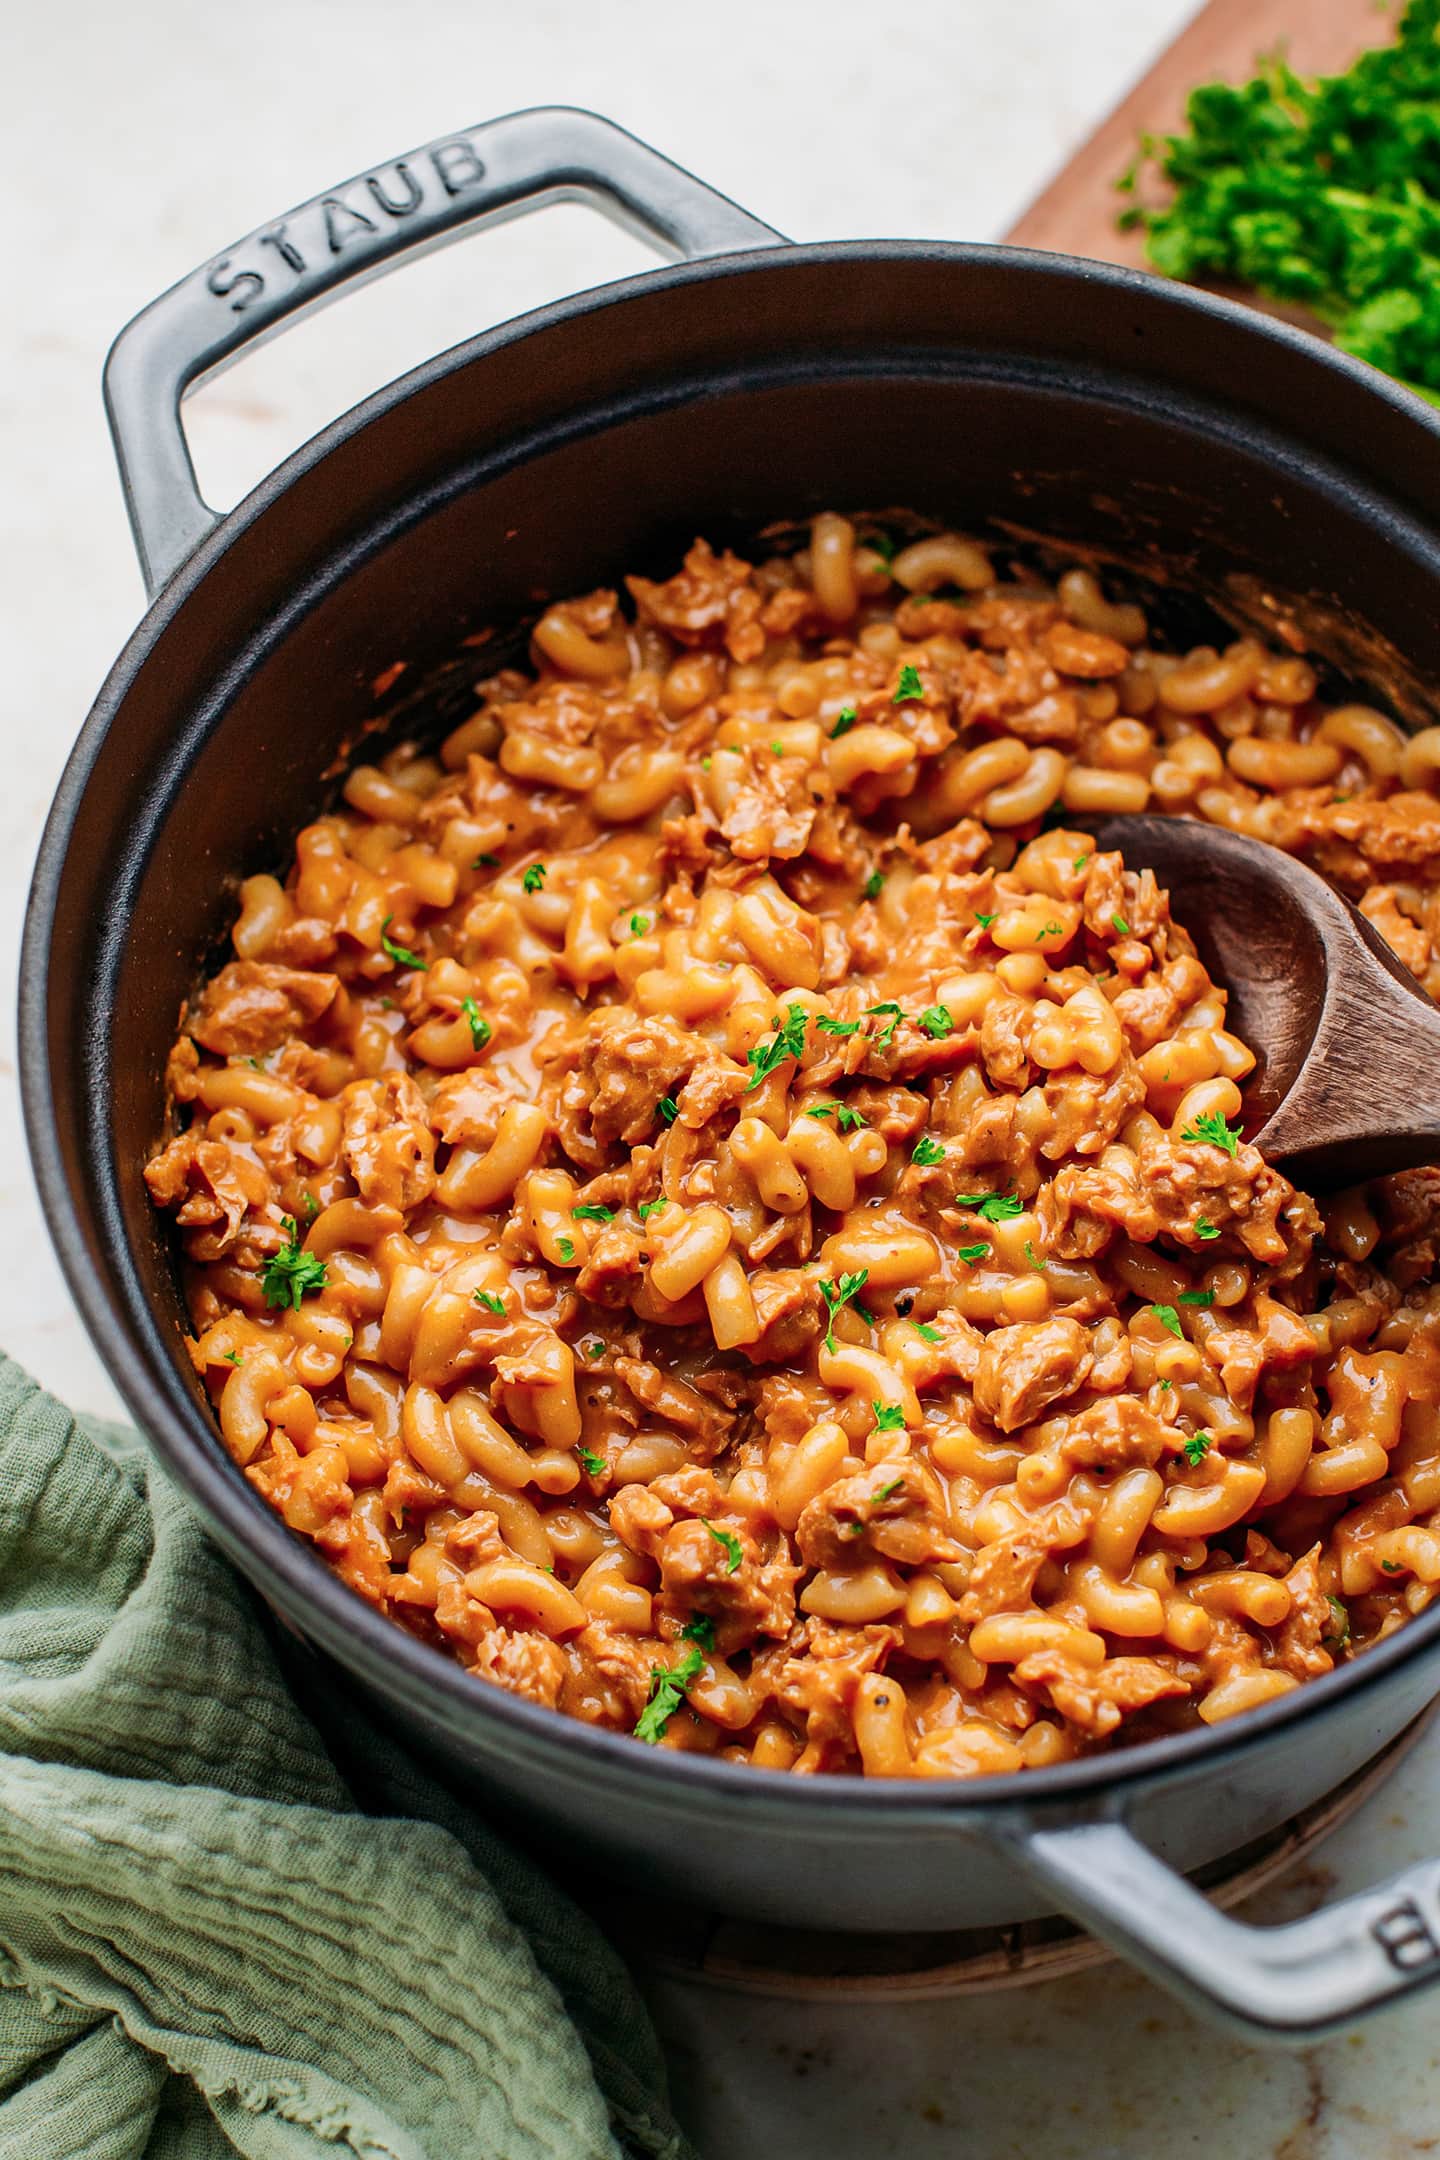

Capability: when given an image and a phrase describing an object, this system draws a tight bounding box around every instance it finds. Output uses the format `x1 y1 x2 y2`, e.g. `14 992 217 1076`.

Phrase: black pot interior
33 243 1440 1706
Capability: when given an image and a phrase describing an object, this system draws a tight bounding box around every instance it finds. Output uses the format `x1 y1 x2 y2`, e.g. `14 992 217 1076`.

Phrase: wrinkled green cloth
0 1354 691 2160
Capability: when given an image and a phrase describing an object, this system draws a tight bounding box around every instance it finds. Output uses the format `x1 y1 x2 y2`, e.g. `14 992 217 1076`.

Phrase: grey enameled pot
22 108 1440 2042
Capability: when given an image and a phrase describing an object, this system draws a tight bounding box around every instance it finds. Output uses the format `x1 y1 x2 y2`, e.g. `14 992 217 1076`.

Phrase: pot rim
23 234 1440 1819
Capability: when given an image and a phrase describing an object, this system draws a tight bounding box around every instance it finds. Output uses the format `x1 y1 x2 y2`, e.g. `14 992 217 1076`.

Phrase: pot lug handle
103 106 783 597
1000 1813 1440 2041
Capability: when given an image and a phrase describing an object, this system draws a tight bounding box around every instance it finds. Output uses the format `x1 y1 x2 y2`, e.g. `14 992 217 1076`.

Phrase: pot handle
103 106 782 596
1001 1813 1440 2041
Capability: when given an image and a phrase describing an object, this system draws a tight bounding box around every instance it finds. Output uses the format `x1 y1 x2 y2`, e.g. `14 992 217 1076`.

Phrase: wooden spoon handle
1257 895 1440 1183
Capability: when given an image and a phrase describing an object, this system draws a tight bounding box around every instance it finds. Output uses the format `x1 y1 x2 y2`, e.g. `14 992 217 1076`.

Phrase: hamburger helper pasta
145 514 1440 1779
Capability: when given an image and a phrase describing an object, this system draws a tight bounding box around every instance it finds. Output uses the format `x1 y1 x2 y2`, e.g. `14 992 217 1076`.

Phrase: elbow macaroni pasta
146 516 1440 1777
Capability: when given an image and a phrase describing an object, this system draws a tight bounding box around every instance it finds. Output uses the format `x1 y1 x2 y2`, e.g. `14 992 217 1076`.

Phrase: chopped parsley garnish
863 871 885 901
379 917 427 970
630 913 650 937
1151 1303 1184 1339
576 1444 606 1476
819 1269 871 1352
1117 3 1440 404
1073 853 1089 872
816 1015 862 1038
472 1290 507 1315
874 1476 905 1503
865 1000 905 1051
221 1348 243 1367
522 863 547 894
557 1237 575 1263
473 851 501 868
772 740 785 756
872 1402 907 1432
1111 913 1131 937
912 1320 942 1344
1038 920 1063 941
1025 1240 1048 1272
1325 1596 1351 1646
958 1241 990 1267
1182 1110 1242 1158
261 1217 328 1311
917 1004 954 1040
635 1646 704 1744
912 1135 946 1167
638 1198 668 1221
585 1339 605 1359
893 662 924 703
572 1204 615 1224
837 1105 868 1132
1179 1288 1215 1307
1183 1430 1213 1467
681 1613 717 1651
657 1095 679 1125
1382 1558 1402 1573
956 1190 1024 1222
975 911 997 929
1158 1376 1173 1392
460 996 491 1050
703 1521 743 1574
301 1191 319 1220
1195 1216 1220 1241
831 704 859 739
747 1002 809 1091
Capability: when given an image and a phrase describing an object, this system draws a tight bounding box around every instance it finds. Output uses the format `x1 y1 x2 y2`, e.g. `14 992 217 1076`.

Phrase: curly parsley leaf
1182 1109 1242 1158
911 1320 942 1344
1151 1303 1184 1340
522 862 547 895
1183 1430 1213 1468
460 996 491 1050
958 1241 990 1267
635 1646 705 1743
379 916 427 970
576 1444 606 1476
956 1190 1023 1222
681 1613 717 1651
893 662 924 703
975 911 997 930
831 704 859 738
816 1015 862 1038
747 1002 809 1091
872 1402 907 1432
819 1268 871 1352
557 1236 575 1263
261 1217 328 1311
912 1135 946 1167
917 1003 954 1040
865 1001 905 1051
1195 1216 1220 1241
572 1204 614 1224
703 1521 743 1574
638 1198 668 1222
1178 1287 1216 1306
863 871 885 901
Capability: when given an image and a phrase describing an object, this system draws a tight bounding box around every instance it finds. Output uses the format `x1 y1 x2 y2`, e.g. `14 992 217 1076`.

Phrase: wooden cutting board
1005 0 1398 270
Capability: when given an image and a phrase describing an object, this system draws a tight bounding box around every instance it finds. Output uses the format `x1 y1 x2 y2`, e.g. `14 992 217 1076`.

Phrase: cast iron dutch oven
23 109 1440 2041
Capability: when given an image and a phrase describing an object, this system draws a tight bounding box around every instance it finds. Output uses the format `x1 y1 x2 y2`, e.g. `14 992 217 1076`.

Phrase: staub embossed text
204 137 487 313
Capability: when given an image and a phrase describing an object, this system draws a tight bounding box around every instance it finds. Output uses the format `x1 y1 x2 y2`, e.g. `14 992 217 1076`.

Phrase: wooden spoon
1083 814 1440 1185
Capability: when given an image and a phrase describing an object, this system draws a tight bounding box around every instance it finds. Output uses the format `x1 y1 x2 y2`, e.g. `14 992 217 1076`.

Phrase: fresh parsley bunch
1119 0 1440 401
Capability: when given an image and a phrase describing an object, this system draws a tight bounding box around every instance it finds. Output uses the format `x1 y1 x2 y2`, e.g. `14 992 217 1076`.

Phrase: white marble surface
11 2 1440 2153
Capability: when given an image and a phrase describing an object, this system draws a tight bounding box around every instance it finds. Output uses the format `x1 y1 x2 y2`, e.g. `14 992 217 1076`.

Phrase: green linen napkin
0 1353 692 2160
